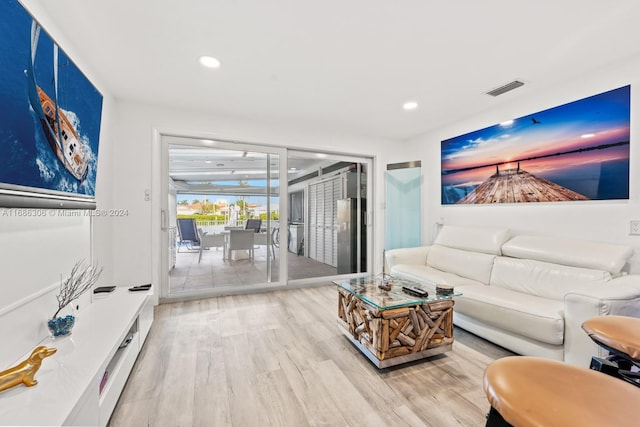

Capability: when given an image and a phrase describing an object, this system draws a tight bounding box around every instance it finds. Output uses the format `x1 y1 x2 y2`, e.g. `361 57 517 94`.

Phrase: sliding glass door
160 137 374 300
287 151 371 283
162 137 285 298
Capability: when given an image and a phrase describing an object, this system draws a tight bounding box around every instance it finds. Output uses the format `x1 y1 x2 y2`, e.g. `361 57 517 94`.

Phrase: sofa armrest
563 275 640 366
384 246 430 272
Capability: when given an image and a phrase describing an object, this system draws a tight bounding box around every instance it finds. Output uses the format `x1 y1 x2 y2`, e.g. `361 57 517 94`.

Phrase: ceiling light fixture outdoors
403 101 418 111
170 171 230 176
199 55 221 69
171 170 266 176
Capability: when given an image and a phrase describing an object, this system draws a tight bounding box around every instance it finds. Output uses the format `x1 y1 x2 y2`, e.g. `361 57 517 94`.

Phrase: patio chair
228 229 255 264
197 228 226 263
245 219 262 233
253 232 275 259
177 218 200 252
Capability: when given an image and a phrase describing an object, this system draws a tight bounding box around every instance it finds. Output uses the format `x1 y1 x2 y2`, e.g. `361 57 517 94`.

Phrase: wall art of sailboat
26 22 89 182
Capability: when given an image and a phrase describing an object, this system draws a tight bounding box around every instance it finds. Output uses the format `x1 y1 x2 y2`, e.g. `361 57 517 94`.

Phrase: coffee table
334 275 460 368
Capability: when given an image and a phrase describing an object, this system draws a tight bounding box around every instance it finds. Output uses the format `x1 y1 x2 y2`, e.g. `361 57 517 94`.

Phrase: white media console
0 288 153 426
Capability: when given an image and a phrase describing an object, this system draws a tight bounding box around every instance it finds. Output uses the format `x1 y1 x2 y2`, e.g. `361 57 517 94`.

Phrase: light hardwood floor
109 285 514 427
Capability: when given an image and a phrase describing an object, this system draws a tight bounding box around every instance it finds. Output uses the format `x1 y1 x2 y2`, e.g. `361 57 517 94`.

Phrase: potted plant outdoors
48 260 103 337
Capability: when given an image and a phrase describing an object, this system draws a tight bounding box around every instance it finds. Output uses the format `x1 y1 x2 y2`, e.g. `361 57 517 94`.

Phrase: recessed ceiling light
199 56 221 69
403 101 418 111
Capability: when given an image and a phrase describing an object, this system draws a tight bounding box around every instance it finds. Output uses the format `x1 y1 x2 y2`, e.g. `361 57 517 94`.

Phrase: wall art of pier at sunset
441 86 630 205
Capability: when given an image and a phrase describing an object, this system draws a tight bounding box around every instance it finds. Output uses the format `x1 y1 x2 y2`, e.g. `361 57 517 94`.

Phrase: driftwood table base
337 287 455 368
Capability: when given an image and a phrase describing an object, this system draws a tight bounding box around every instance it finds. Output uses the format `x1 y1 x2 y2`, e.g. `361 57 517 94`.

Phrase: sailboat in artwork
26 21 89 182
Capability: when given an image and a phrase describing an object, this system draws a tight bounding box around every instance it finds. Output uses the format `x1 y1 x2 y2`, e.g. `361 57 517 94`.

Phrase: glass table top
333 275 461 310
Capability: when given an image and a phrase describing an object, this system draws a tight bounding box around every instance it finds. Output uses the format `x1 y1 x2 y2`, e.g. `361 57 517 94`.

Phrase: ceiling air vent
486 80 524 97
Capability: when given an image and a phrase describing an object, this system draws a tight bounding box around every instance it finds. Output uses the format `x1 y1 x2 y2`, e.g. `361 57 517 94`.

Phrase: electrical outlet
630 220 640 236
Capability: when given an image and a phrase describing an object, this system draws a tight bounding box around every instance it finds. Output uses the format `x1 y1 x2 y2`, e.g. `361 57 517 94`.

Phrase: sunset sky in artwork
441 86 630 189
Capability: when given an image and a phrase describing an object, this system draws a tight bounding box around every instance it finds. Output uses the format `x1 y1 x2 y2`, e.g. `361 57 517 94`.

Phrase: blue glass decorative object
47 315 75 337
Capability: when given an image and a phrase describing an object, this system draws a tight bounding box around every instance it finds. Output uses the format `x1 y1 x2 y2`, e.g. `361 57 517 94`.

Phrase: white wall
103 101 401 300
0 1 116 368
20 0 640 370
408 54 640 272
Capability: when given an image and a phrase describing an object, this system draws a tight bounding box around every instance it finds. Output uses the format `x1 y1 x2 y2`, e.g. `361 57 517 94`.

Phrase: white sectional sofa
384 225 640 366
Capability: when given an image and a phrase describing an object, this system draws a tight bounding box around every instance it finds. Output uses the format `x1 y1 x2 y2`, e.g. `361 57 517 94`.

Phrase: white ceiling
37 0 640 140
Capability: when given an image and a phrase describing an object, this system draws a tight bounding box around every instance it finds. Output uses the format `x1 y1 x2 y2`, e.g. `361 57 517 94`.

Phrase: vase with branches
48 260 103 337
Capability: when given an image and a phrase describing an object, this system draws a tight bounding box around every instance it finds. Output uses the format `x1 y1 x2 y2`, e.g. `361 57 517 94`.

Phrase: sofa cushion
384 246 429 270
490 257 611 301
427 245 495 284
435 225 511 255
390 264 486 289
502 235 633 275
454 285 564 345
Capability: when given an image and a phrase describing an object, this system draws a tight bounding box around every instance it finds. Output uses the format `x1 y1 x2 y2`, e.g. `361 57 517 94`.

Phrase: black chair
177 218 200 251
245 219 262 233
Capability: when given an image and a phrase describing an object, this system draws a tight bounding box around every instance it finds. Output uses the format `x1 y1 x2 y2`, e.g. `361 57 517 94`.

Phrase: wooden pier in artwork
457 168 589 204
